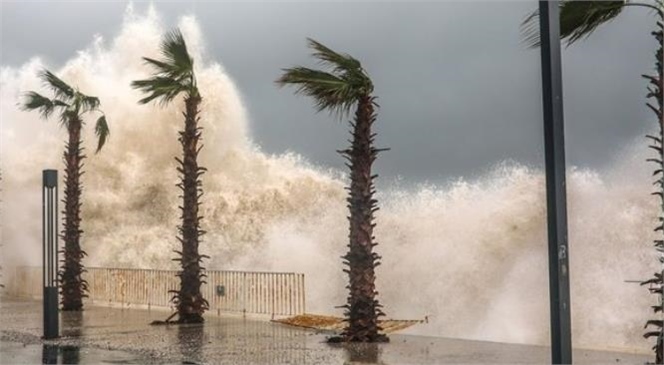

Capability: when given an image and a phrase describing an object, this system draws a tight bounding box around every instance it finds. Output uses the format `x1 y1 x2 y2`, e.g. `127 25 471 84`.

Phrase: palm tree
22 70 110 311
523 1 663 360
0 170 4 289
131 29 208 324
277 39 388 343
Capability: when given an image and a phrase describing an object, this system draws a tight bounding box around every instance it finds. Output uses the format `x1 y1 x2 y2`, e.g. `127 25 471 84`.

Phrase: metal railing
6 266 306 317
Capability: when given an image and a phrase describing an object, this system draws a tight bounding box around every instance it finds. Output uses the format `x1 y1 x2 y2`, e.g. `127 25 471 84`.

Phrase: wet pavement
0 297 651 364
1 341 145 364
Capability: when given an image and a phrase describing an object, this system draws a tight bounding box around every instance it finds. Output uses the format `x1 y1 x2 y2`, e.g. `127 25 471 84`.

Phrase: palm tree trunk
0 170 4 289
60 116 87 311
644 17 663 363
173 94 208 323
336 95 387 343
656 81 663 362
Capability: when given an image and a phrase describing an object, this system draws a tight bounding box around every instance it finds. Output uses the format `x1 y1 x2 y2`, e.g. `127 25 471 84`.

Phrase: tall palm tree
132 29 208 324
277 39 388 343
0 170 3 289
523 1 663 360
22 70 110 311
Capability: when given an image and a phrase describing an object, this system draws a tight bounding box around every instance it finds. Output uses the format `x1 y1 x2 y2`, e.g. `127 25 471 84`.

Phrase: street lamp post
43 169 59 340
538 1 573 363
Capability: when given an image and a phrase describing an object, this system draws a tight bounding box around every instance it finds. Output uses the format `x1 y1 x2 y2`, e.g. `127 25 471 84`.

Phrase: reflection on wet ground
0 341 142 364
41 344 81 365
60 312 83 339
177 324 204 364
342 343 381 364
41 344 58 364
0 297 651 364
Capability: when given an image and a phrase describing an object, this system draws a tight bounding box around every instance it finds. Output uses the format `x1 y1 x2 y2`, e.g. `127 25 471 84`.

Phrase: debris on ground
273 314 426 333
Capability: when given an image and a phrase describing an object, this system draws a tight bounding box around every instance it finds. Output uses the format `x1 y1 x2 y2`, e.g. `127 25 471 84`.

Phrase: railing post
301 273 306 315
243 272 247 318
13 266 18 296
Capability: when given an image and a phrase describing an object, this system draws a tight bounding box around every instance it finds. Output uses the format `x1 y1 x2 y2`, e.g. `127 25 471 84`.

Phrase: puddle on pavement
0 341 144 364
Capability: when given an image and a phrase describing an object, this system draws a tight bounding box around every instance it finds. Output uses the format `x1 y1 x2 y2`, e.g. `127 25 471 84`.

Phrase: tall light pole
538 1 572 363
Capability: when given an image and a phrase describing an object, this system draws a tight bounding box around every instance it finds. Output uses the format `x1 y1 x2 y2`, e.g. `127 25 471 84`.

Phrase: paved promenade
0 297 651 364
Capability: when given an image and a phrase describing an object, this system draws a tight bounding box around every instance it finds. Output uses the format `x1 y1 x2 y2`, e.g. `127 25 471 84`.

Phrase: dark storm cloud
0 1 656 184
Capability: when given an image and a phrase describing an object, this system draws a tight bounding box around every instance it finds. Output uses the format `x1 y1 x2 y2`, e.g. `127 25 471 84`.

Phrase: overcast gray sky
0 1 657 184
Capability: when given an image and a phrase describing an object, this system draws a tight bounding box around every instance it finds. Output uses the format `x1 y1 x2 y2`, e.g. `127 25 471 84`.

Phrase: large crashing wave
0 6 658 353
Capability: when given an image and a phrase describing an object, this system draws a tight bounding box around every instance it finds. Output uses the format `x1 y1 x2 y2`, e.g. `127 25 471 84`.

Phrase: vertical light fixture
538 1 572 363
43 169 59 339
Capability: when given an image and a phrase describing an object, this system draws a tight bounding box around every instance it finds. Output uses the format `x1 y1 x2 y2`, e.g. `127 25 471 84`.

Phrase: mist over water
0 7 658 353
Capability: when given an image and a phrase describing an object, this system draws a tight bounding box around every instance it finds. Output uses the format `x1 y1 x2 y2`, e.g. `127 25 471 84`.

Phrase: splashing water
0 7 658 353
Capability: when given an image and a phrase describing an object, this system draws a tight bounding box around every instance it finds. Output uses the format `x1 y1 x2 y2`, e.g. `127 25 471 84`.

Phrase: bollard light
42 169 59 339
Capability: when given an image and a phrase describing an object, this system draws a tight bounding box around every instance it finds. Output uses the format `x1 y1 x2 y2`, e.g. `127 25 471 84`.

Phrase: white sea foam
0 6 658 353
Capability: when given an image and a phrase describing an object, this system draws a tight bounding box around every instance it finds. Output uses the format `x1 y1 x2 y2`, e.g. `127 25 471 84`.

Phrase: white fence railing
6 266 306 317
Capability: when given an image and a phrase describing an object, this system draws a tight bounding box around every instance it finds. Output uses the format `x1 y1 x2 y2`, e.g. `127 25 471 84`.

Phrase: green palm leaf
307 38 362 74
132 28 196 106
161 29 193 74
142 57 186 79
94 115 110 153
58 109 78 127
23 69 110 147
522 1 626 48
22 92 55 118
53 100 70 108
277 39 373 118
79 95 101 113
277 67 358 115
22 92 71 119
39 70 75 100
132 76 187 105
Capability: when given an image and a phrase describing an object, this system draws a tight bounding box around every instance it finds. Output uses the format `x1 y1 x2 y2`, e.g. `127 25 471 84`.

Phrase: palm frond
161 29 194 78
277 67 358 116
277 39 374 118
560 1 626 44
132 28 196 106
521 1 626 48
22 92 55 119
79 95 100 113
58 109 78 128
131 77 187 105
94 115 110 153
39 70 75 100
53 99 70 108
142 57 186 79
307 38 361 74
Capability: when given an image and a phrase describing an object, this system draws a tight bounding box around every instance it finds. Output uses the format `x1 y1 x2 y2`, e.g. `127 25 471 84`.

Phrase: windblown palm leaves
132 28 209 324
522 1 663 48
278 39 388 343
277 39 373 117
22 69 110 311
522 1 663 361
23 70 109 152
521 1 627 47
132 30 198 105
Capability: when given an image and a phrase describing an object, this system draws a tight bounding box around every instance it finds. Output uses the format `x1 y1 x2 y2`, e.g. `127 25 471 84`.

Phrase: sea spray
0 7 658 353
